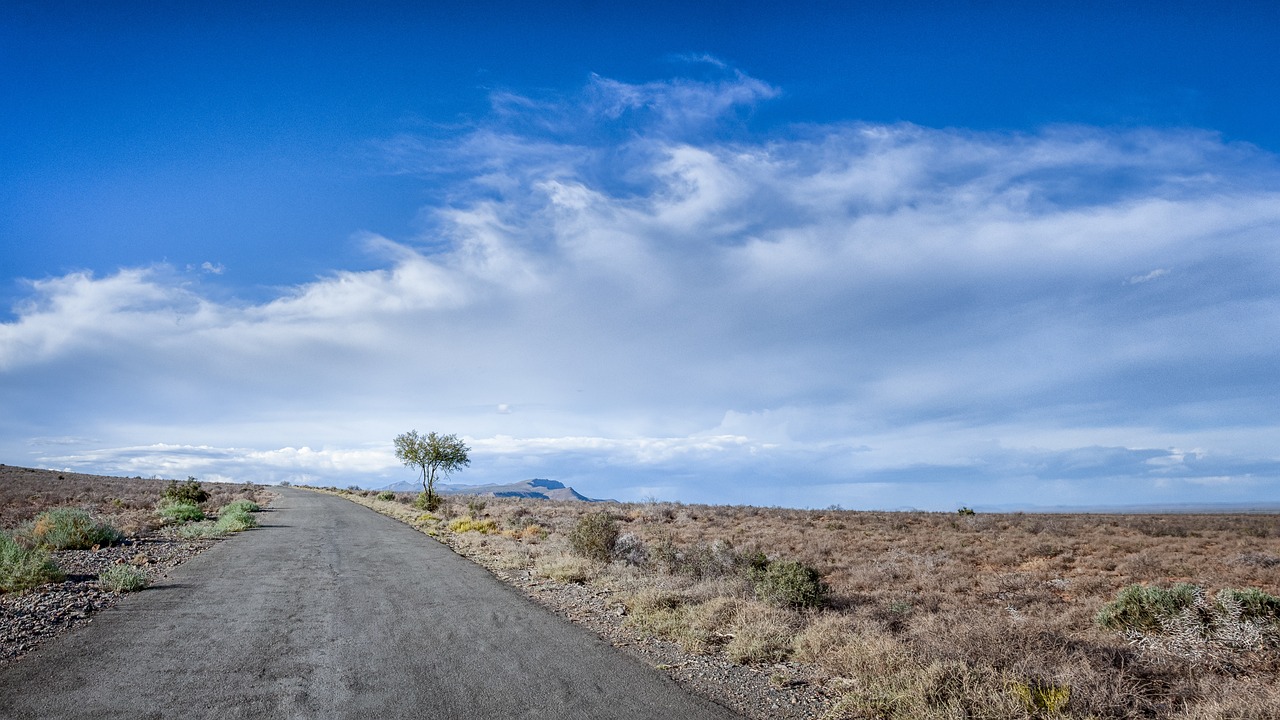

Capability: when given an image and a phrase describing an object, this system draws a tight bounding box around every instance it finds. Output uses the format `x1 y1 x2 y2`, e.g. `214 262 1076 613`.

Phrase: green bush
1217 587 1280 622
25 508 123 550
161 477 209 506
569 512 619 564
0 532 64 592
376 491 396 501
754 560 827 608
157 500 205 523
214 507 258 533
99 564 149 593
413 492 442 511
1096 583 1198 632
221 499 261 514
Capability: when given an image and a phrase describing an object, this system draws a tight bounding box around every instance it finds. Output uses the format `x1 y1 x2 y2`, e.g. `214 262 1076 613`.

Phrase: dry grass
0 465 274 537
333 487 1280 719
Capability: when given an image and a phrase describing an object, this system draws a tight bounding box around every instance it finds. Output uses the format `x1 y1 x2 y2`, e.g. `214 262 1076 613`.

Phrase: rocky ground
0 533 223 665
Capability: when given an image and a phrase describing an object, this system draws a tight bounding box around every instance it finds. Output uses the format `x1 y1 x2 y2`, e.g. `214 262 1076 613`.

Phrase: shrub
466 498 488 517
157 500 205 523
25 508 123 550
569 512 619 564
214 506 258 532
534 555 594 583
412 492 442 511
161 478 209 506
754 560 827 608
376 491 396 502
0 532 64 592
99 564 149 593
1218 587 1280 622
221 499 261 514
613 532 649 566
1096 583 1198 632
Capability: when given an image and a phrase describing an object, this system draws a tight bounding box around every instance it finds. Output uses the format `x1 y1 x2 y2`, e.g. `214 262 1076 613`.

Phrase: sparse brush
376 491 396 501
24 507 124 549
535 555 594 583
156 500 205 523
1096 583 1199 632
99 564 149 593
568 512 619 564
0 531 64 592
753 559 827 608
214 507 258 532
167 520 227 539
448 516 497 534
161 478 209 506
221 499 260 514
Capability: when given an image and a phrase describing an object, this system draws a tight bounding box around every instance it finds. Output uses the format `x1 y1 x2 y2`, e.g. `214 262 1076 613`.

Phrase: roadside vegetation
331 486 1280 719
0 466 271 596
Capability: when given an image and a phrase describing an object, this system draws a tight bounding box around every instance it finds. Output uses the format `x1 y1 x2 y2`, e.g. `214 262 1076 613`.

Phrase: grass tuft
24 507 124 549
0 531 64 592
99 564 149 593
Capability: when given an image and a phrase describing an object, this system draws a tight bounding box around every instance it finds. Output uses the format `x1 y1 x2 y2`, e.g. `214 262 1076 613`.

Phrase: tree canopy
393 430 470 507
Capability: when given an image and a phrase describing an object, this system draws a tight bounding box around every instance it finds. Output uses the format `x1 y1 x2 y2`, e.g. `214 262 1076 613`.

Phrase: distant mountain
377 478 607 502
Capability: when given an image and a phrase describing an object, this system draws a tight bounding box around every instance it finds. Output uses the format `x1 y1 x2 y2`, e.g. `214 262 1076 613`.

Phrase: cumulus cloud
3 69 1280 507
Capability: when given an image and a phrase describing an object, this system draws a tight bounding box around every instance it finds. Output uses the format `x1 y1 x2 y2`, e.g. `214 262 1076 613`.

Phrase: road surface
0 488 742 719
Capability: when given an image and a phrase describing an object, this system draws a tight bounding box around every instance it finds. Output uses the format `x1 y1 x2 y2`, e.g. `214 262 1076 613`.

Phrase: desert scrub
753 559 827 608
156 499 205 523
376 491 396 501
214 505 258 532
24 508 124 549
1 531 64 592
161 477 210 505
568 511 619 563
99 564 149 593
1096 583 1200 632
535 555 595 583
448 516 497 534
167 520 227 539
221 499 261 514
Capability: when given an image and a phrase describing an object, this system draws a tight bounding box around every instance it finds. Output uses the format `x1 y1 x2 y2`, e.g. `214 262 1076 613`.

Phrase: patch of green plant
221 499 261 514
157 500 205 523
1010 680 1070 714
957 506 976 516
25 508 124 550
214 507 258 532
412 491 442 511
754 559 827 608
1096 583 1198 632
569 512 619 564
0 532 64 592
1217 587 1280 622
466 497 487 516
99 564 149 593
169 521 227 539
161 477 210 505
448 516 497 534
376 491 396 501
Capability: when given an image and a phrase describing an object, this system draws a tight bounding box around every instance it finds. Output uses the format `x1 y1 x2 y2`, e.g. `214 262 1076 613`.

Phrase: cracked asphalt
0 488 742 719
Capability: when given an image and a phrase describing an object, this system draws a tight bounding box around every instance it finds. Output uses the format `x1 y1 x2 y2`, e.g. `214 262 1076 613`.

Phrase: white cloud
3 71 1280 507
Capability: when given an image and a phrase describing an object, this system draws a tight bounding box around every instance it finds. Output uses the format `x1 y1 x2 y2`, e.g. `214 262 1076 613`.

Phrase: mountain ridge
377 478 608 502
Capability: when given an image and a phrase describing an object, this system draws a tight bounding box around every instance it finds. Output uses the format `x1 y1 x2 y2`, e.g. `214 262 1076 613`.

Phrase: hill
378 478 606 502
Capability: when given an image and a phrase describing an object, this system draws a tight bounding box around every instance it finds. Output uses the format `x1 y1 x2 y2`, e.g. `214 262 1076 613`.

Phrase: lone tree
393 430 470 510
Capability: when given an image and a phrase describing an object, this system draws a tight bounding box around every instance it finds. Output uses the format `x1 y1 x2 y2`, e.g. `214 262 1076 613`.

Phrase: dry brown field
343 490 1280 719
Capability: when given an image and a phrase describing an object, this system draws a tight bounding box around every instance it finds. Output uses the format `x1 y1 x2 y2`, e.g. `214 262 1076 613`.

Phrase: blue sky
3 2 1280 509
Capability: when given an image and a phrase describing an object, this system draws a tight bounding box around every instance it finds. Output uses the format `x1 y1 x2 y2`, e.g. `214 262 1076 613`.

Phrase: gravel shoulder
1 531 228 666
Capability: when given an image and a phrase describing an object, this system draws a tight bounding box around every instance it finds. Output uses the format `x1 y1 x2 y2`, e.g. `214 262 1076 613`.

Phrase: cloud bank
3 70 1279 508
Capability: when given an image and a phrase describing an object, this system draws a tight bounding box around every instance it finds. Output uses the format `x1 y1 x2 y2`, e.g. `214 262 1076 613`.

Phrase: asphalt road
0 488 742 719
